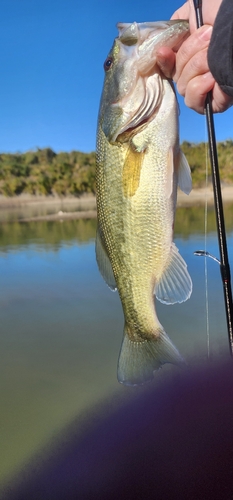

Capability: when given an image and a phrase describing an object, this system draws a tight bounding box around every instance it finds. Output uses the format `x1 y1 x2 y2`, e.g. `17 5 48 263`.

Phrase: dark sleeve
207 0 233 97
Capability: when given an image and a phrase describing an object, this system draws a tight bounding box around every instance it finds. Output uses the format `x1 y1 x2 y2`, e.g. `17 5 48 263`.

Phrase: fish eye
104 57 113 71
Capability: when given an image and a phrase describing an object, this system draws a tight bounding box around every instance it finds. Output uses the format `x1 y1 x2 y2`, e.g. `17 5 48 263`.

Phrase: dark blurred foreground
3 359 233 500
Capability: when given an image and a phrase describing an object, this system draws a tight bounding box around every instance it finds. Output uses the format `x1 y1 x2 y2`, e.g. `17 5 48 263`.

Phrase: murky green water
1 203 233 489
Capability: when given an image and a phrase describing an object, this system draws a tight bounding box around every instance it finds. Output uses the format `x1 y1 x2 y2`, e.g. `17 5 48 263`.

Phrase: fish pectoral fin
155 242 192 304
177 149 192 195
95 227 117 291
117 328 184 386
123 144 144 197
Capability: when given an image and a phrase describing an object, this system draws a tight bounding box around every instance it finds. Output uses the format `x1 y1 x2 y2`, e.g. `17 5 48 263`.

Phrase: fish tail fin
117 327 184 386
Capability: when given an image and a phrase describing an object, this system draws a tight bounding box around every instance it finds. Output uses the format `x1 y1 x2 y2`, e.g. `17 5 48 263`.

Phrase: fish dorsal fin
96 227 117 291
155 242 192 304
177 149 192 195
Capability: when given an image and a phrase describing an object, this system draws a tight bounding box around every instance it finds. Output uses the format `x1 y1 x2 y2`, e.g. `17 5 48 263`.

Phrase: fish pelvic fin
96 226 117 291
117 327 184 386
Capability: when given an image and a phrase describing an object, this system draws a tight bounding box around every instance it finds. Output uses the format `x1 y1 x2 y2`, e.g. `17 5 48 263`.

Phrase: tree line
0 148 95 197
0 141 233 197
182 139 233 186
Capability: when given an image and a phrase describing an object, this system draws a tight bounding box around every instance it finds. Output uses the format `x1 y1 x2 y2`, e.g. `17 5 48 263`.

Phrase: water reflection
1 203 233 251
0 197 96 224
1 204 233 491
0 218 97 251
175 204 233 236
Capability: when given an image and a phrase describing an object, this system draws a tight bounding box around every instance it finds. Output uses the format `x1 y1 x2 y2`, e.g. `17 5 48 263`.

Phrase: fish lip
117 20 189 45
117 19 189 32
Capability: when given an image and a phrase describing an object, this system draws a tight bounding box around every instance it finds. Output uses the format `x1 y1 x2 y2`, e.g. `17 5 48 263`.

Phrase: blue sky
0 0 232 154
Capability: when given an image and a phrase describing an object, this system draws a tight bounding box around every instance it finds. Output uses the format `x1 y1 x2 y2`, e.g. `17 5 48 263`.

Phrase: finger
156 47 175 79
183 72 215 113
176 48 209 96
174 25 213 81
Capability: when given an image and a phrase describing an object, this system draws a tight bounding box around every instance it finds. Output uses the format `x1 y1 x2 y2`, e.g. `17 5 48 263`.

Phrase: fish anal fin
95 227 117 291
117 327 184 386
155 242 192 304
176 149 192 195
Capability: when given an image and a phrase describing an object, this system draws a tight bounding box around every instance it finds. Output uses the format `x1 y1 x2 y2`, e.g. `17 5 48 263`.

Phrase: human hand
156 0 233 114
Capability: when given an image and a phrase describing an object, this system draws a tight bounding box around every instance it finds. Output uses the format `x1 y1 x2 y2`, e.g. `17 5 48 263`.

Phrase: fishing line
194 128 210 358
193 0 233 356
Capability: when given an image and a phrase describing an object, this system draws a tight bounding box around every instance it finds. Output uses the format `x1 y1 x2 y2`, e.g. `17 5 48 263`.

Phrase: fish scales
96 20 192 385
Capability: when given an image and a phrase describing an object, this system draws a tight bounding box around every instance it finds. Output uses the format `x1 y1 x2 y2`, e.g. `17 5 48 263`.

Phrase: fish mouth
101 20 189 143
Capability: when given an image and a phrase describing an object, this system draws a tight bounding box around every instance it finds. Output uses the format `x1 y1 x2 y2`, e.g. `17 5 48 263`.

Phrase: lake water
1 202 233 490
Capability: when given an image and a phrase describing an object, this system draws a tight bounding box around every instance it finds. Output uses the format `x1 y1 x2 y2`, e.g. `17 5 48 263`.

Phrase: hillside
0 141 232 197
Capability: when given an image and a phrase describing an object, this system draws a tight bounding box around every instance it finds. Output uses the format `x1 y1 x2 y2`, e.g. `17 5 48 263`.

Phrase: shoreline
177 185 233 207
0 187 232 222
0 192 97 209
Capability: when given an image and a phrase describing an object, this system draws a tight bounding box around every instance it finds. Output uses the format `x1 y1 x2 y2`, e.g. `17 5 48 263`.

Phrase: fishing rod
193 0 233 355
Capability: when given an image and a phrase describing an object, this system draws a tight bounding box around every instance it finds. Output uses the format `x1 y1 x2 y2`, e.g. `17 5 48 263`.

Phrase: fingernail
202 71 214 83
199 25 213 41
202 71 212 79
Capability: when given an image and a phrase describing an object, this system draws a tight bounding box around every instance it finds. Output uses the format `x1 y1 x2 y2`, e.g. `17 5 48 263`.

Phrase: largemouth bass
96 20 192 386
